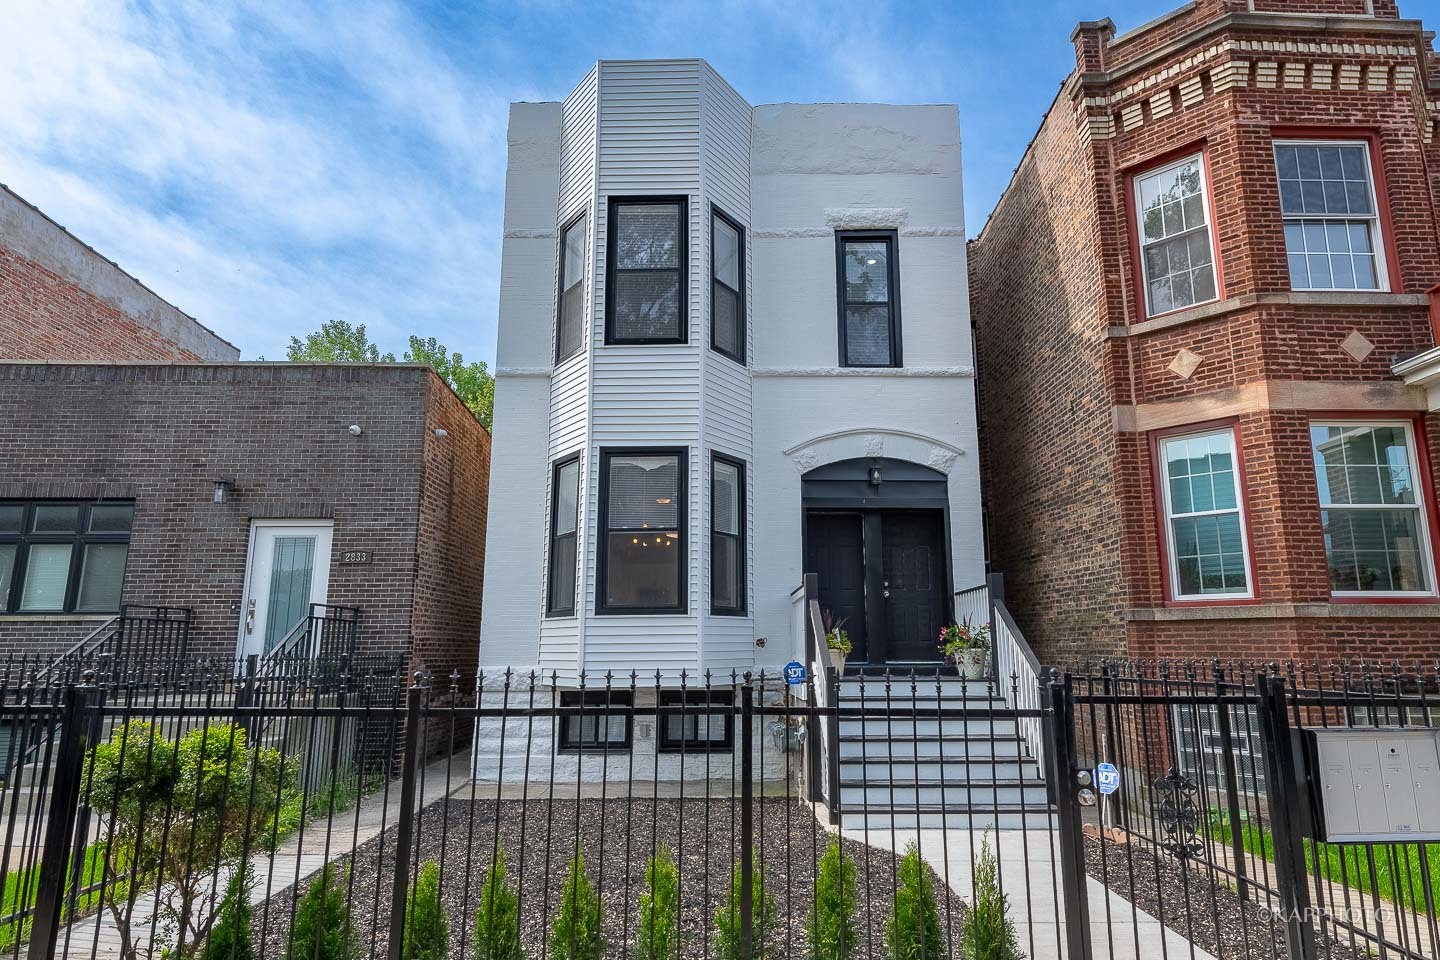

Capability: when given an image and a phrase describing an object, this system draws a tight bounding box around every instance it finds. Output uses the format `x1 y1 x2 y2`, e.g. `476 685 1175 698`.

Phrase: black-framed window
546 456 581 616
0 501 134 614
605 196 687 344
836 231 902 367
556 213 587 362
711 206 744 364
597 449 686 614
710 455 745 616
559 690 633 752
659 689 734 752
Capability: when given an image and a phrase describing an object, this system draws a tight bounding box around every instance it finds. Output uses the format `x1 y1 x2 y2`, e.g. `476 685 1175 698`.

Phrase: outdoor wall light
1077 786 1098 807
1075 769 1094 788
348 424 363 436
433 428 448 438
211 478 236 504
869 466 883 487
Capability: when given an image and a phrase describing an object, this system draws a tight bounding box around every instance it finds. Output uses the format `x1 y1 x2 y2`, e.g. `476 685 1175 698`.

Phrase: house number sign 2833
340 550 372 564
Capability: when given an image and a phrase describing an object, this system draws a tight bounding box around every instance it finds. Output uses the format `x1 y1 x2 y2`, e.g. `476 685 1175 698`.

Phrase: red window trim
1305 410 1440 604
1268 126 1403 295
1123 139 1227 324
1147 416 1261 607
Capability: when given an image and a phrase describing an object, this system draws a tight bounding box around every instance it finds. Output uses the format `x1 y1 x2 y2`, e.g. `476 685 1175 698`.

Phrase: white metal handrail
992 597 1047 776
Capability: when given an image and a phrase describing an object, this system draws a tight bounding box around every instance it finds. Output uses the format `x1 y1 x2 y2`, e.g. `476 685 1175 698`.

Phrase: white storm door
237 521 333 660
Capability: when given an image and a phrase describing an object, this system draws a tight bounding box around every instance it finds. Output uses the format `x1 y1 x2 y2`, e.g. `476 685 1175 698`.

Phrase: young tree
713 854 777 960
286 320 396 363
199 863 255 960
473 845 524 960
635 845 680 960
402 860 449 960
809 838 858 960
85 720 292 960
884 842 943 960
961 835 1022 960
548 850 604 960
403 336 494 429
285 867 357 960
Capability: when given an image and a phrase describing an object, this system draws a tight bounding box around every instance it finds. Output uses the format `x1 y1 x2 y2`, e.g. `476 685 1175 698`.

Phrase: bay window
606 197 687 344
598 449 686 613
556 214 587 362
1310 421 1434 595
711 207 744 364
711 455 745 616
1274 141 1386 291
546 457 580 616
1157 429 1252 600
1134 154 1218 317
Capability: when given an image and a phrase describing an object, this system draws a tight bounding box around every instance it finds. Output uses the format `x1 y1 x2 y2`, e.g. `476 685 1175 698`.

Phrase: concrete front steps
834 676 1053 830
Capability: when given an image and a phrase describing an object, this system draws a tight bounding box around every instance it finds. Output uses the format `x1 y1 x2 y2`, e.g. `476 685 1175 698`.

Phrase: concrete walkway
840 825 1218 960
54 754 465 959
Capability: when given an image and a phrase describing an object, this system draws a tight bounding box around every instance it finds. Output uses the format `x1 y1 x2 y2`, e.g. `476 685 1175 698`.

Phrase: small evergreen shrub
635 845 681 960
285 867 357 960
809 838 857 960
199 864 254 960
713 854 777 960
961 834 1022 960
403 860 449 960
884 842 942 960
549 850 604 960
473 845 524 960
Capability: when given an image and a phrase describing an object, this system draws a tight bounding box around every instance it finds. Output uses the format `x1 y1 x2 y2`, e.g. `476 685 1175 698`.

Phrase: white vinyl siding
1158 429 1252 600
1135 154 1218 317
1275 141 1387 291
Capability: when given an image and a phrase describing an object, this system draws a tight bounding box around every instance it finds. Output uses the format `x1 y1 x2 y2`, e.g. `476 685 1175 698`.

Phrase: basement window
659 689 734 752
1134 154 1218 317
559 690 633 752
1274 141 1387 291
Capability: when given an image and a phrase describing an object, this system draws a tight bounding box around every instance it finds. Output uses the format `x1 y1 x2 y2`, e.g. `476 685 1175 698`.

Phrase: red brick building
970 0 1440 665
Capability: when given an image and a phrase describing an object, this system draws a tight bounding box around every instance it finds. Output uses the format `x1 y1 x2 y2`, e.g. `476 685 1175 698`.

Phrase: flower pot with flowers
821 609 852 674
940 620 991 680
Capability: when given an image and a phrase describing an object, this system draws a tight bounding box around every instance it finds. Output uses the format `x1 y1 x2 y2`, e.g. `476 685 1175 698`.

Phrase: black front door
881 511 946 663
806 512 868 661
805 508 947 666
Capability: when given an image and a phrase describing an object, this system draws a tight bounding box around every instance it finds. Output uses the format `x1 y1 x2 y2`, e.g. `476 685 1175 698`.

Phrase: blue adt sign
1095 762 1121 796
783 661 807 685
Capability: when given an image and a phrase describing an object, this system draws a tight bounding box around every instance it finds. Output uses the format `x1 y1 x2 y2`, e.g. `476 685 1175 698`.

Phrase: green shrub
549 850 604 960
809 838 857 960
884 842 942 960
199 864 254 960
713 854 777 960
961 834 1021 960
402 860 449 960
635 845 681 960
473 846 524 960
285 867 357 960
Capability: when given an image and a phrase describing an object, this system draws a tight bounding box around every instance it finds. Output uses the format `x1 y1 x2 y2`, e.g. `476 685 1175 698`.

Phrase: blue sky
4 0 1204 365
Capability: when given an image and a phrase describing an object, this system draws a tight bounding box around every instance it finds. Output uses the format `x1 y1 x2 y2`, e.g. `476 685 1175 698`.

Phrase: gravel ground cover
1084 834 1367 960
257 795 968 958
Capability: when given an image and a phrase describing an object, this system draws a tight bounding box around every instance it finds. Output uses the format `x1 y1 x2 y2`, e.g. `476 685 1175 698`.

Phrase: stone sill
0 614 114 623
1108 292 1429 339
1126 602 1440 621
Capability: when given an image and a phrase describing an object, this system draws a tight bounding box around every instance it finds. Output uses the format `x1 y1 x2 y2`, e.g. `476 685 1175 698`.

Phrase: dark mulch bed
1085 834 1365 960
256 795 968 958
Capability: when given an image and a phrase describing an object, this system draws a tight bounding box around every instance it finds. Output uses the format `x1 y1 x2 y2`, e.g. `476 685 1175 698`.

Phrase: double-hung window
546 457 580 616
837 231 901 367
1310 421 1434 596
556 214 587 362
1274 141 1386 291
1157 429 1252 600
1135 155 1218 316
711 208 744 364
598 450 686 613
0 501 134 614
606 197 687 344
710 455 745 616
559 690 632 752
659 689 734 752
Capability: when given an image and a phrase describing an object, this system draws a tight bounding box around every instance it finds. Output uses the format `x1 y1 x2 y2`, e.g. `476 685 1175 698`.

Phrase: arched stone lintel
782 428 964 476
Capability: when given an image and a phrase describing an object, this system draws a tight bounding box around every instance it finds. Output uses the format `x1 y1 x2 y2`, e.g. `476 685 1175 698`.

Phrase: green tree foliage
635 845 681 960
884 842 943 960
961 835 1022 960
402 861 449 960
809 839 858 960
85 720 292 960
549 850 604 960
403 335 494 429
199 864 255 960
473 845 524 960
285 321 495 429
286 320 396 363
285 867 357 960
713 854 777 960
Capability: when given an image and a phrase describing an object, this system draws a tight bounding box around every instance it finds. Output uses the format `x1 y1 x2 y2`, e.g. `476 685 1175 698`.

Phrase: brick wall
0 363 489 674
972 0 1440 667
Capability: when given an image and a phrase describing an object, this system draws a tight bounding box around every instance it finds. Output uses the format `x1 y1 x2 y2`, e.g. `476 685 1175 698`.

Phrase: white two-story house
479 59 983 762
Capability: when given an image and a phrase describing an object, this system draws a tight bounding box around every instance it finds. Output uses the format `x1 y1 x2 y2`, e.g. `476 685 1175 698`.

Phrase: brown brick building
970 0 1440 665
0 186 490 681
